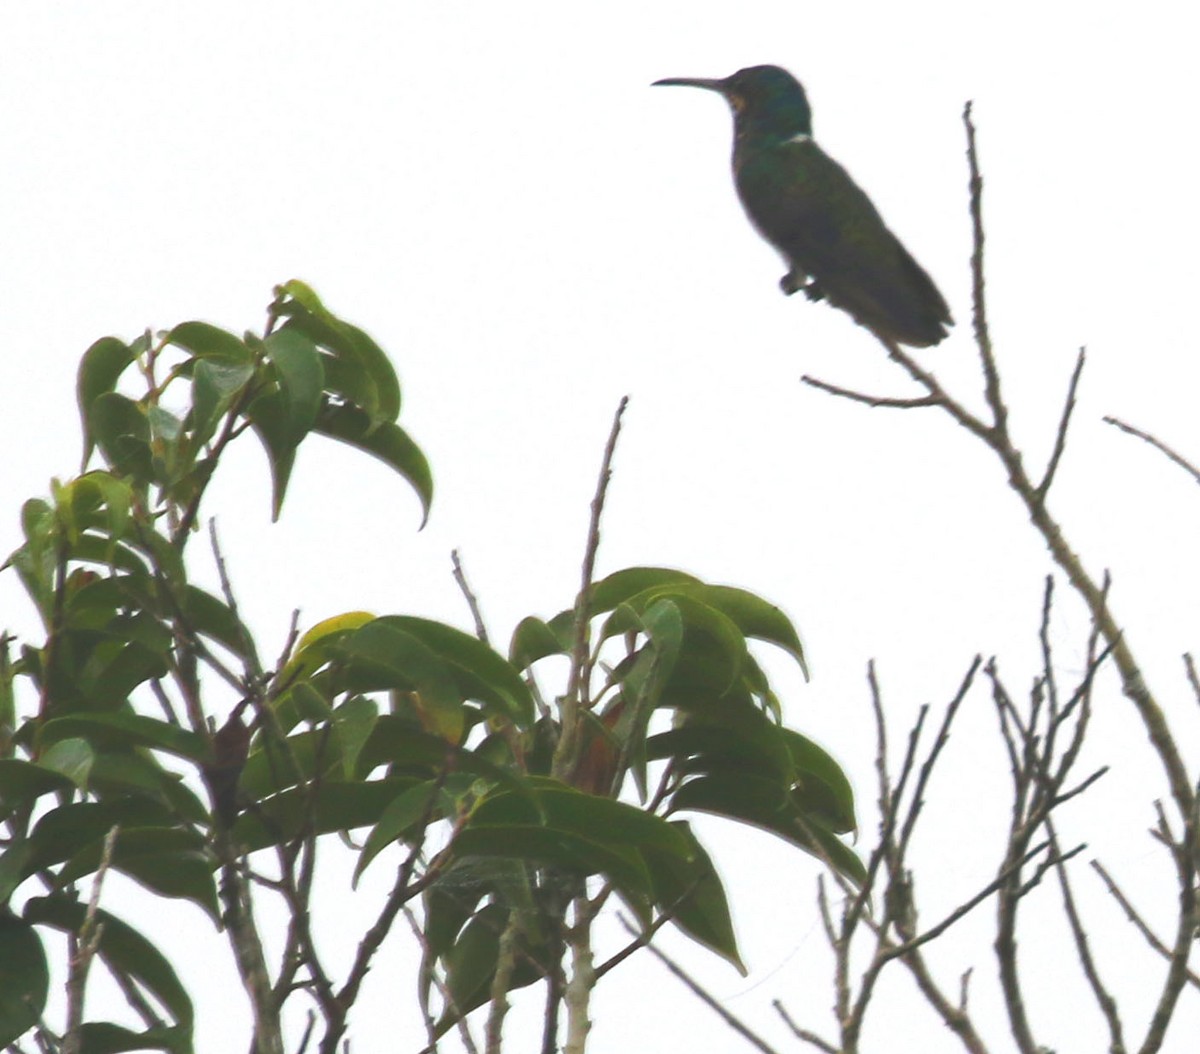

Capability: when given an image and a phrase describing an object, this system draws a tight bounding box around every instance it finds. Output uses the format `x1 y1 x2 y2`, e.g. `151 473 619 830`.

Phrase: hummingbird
654 65 952 348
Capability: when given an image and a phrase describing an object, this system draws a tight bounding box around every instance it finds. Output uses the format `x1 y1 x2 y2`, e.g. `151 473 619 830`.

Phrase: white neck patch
784 132 812 144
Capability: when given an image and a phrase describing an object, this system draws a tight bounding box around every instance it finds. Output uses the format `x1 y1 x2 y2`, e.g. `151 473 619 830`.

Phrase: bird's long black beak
652 76 728 94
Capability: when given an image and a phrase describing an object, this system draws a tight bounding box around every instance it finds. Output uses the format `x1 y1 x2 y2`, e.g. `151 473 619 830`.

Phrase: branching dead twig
788 99 1198 1054
62 825 120 1054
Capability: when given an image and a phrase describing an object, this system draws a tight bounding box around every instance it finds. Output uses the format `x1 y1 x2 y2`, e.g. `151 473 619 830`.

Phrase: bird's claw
780 272 825 302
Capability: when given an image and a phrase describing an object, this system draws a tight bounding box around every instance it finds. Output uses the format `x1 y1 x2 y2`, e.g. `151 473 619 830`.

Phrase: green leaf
354 780 442 884
472 782 692 859
508 616 569 669
357 721 536 805
0 759 76 804
247 388 298 520
90 393 153 483
78 337 137 468
781 729 856 834
190 358 255 449
279 611 376 684
74 1021 185 1054
179 586 256 664
339 621 463 741
333 695 379 779
377 616 534 728
56 828 219 922
40 737 95 789
692 584 807 678
0 914 48 1046
40 713 208 765
165 321 251 363
86 752 208 822
670 773 864 883
25 894 194 1032
26 799 176 873
585 567 702 615
441 901 506 1026
0 841 33 903
643 821 744 973
264 328 324 442
232 778 420 853
313 404 432 526
452 824 653 897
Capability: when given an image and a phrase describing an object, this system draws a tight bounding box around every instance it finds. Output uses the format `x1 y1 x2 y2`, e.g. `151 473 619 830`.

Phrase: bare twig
555 395 629 782
618 916 782 1054
1046 820 1125 1052
1103 416 1200 487
1036 348 1087 499
485 911 524 1054
1090 861 1200 990
62 826 120 1054
772 1000 838 1054
451 549 491 645
799 375 940 410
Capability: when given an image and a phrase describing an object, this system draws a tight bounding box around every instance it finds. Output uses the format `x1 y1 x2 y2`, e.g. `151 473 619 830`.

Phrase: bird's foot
780 271 825 302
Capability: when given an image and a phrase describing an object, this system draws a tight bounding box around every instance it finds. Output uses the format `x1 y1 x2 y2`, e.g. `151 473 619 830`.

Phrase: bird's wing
736 140 951 346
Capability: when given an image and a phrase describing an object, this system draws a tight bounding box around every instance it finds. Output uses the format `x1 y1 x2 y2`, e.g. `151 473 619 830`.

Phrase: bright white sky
3 3 1200 1052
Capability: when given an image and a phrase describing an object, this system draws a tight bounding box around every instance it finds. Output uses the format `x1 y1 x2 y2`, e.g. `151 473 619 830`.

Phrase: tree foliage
0 283 855 1053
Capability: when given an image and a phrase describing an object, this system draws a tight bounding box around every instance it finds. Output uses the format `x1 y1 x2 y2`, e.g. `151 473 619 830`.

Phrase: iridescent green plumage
655 65 952 348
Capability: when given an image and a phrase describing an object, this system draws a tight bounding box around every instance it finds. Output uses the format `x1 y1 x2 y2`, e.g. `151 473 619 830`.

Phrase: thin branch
618 916 782 1054
799 375 940 410
886 840 1058 960
1036 348 1087 499
772 1001 838 1054
451 549 491 645
62 825 120 1054
554 395 629 783
1104 416 1200 487
484 911 524 1054
1046 820 1125 1053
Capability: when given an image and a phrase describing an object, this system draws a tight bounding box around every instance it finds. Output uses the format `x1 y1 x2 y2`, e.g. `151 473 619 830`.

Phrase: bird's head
653 65 813 143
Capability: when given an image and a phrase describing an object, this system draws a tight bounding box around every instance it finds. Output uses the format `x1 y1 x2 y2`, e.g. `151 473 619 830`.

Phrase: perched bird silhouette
654 65 952 348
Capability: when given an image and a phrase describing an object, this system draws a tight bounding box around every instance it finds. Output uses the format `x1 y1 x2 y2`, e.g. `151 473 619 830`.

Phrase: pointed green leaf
90 393 153 483
264 328 324 442
40 713 207 765
0 914 48 1046
585 567 702 615
26 799 176 873
313 404 432 526
670 773 864 883
74 1021 185 1053
189 358 256 448
166 321 251 363
781 729 856 833
643 821 744 974
232 778 421 853
25 894 194 1032
333 695 379 779
179 586 256 663
247 388 298 520
78 336 137 467
339 621 463 740
453 824 653 896
0 759 76 804
40 737 94 789
509 616 569 669
472 783 692 859
354 779 442 884
378 616 534 728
